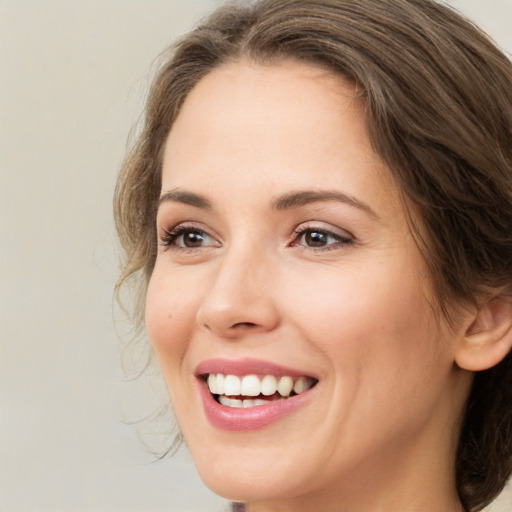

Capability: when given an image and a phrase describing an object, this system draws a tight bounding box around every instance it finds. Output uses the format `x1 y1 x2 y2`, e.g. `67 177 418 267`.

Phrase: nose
196 246 280 339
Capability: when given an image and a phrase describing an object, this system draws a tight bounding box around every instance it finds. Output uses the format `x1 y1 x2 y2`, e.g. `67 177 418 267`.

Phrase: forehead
165 60 365 159
162 59 400 215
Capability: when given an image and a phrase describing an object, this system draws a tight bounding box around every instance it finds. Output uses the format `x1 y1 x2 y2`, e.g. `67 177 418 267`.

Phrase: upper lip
195 358 318 380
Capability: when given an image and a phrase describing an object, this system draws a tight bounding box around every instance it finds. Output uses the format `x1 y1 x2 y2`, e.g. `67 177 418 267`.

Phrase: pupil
184 232 204 247
306 231 327 246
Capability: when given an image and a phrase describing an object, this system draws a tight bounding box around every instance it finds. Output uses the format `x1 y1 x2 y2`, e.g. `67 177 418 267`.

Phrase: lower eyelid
298 237 352 248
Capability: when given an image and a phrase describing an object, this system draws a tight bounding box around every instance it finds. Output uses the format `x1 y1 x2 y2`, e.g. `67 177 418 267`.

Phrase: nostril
232 322 258 329
197 296 280 336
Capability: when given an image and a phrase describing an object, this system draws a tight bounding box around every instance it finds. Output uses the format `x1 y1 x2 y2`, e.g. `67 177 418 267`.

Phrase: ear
455 297 512 371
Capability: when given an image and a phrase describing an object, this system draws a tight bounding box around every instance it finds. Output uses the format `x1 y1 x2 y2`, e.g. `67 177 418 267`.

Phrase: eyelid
293 221 353 237
158 221 221 250
289 222 354 250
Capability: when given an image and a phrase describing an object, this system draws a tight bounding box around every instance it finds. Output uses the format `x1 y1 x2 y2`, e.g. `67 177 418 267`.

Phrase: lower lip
198 380 313 431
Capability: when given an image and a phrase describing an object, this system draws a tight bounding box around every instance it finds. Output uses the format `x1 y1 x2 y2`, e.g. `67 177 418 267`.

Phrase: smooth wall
1 1 511 511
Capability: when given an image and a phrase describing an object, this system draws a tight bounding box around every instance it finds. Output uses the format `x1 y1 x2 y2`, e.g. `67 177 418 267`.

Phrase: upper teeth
207 373 315 398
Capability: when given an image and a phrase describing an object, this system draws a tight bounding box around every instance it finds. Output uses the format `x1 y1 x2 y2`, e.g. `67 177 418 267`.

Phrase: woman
114 1 512 510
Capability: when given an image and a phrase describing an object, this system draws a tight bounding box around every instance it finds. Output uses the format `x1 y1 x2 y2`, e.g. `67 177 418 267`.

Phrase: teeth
241 375 261 396
207 374 217 394
219 396 268 408
231 398 243 408
219 396 243 408
293 376 309 394
216 373 225 395
277 376 294 397
224 375 241 396
207 373 315 406
261 375 277 396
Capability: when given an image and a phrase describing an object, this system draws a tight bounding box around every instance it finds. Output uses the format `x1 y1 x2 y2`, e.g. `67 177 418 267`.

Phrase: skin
145 60 473 512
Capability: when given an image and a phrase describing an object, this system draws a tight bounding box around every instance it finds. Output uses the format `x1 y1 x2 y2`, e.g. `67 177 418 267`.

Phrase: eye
160 224 219 250
292 225 352 250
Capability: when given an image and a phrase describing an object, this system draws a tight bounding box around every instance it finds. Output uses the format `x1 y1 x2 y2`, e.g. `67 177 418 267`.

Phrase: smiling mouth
204 373 318 408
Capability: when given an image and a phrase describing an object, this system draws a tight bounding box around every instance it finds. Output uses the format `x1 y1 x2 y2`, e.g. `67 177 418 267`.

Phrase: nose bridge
196 237 279 337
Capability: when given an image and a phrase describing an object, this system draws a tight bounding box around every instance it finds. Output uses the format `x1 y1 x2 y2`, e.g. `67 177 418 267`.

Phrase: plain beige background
1 1 511 511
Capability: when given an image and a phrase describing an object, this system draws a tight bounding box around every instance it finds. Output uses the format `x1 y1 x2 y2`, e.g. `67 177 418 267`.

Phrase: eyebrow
158 189 212 210
270 190 379 219
158 188 378 219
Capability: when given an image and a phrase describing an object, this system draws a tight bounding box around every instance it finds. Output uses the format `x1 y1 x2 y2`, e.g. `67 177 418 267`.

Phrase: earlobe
455 297 512 372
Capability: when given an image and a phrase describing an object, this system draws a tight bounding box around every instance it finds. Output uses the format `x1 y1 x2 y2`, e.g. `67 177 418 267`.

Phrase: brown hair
114 1 512 510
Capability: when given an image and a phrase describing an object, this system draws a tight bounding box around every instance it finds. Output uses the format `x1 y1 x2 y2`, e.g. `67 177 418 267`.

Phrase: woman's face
146 61 471 510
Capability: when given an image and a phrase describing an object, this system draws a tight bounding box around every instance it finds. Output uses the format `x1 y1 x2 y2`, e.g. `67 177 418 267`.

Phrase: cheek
281 261 452 455
145 269 199 368
282 258 441 376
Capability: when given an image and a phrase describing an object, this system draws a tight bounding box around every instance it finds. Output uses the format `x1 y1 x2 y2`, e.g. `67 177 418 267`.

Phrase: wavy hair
114 1 512 510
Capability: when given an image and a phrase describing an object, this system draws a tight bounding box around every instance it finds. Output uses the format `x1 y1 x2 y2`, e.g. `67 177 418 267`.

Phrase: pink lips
195 358 316 379
195 358 317 431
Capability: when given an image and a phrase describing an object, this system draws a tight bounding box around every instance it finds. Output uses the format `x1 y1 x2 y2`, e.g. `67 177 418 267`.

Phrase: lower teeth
217 395 285 408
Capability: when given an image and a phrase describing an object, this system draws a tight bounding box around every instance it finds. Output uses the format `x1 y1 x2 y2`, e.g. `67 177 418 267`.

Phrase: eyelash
159 223 217 251
291 224 353 251
158 223 353 252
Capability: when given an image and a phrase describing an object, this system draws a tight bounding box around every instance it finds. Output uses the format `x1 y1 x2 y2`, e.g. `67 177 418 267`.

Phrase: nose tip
196 288 280 339
197 302 280 339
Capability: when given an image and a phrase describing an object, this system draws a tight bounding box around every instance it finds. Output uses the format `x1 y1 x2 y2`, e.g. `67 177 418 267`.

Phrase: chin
181 422 322 504
195 458 308 504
